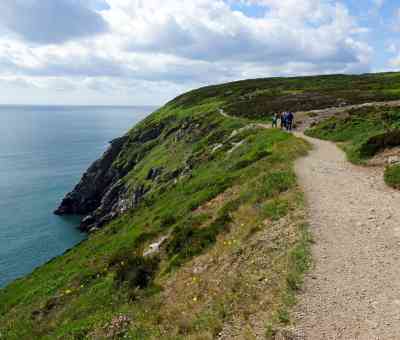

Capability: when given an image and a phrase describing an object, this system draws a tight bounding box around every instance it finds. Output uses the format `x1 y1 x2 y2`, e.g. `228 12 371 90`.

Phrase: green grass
0 94 311 339
286 223 312 293
263 198 290 221
306 105 400 192
385 164 400 189
306 106 400 164
171 72 400 119
13 70 400 338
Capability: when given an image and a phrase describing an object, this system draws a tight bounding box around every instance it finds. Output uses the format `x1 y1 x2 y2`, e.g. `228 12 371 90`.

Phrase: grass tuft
385 164 400 189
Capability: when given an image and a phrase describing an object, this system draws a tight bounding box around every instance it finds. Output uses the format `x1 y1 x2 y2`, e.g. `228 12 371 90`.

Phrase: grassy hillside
0 91 312 340
305 105 400 161
305 103 400 191
183 72 400 118
2 72 400 339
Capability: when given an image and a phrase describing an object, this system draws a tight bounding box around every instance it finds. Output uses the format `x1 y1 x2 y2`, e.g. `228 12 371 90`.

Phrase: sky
0 0 399 106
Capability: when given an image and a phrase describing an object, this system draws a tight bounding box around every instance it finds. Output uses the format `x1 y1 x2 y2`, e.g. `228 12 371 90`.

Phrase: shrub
359 130 400 158
384 164 400 189
113 254 159 290
159 213 177 228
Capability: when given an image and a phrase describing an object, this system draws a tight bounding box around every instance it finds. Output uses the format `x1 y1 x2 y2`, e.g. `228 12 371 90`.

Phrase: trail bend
218 107 400 338
293 133 400 339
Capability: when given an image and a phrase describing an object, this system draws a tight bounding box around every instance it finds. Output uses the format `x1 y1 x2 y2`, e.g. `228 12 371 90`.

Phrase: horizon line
0 104 161 107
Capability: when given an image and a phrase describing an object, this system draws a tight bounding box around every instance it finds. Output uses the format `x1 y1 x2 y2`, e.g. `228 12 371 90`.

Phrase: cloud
120 0 370 67
0 76 34 89
389 54 400 68
0 0 109 44
0 0 375 105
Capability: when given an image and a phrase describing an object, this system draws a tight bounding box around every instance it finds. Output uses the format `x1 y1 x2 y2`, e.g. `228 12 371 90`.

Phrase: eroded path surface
293 134 400 339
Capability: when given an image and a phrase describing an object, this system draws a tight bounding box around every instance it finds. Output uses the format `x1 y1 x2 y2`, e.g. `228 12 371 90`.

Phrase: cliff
54 72 400 232
2 72 400 339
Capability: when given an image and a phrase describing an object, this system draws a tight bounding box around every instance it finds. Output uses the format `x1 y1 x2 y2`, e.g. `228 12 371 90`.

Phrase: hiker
286 111 294 131
272 113 278 128
281 112 287 129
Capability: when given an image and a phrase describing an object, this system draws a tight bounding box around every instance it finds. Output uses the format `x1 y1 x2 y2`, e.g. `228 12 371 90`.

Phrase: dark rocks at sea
54 123 167 231
54 118 204 232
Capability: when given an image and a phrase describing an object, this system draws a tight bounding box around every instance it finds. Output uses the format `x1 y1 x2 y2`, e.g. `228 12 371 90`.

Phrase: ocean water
0 105 156 288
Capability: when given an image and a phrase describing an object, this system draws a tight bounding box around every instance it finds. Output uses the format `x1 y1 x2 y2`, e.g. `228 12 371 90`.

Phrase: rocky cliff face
55 136 128 217
54 120 169 231
54 115 208 232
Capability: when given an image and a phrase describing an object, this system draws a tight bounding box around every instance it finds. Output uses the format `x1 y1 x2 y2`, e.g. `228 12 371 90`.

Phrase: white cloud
389 55 400 68
0 0 109 44
0 0 373 104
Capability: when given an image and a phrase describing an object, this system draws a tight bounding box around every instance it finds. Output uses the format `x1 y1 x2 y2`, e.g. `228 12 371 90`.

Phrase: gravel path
293 133 400 339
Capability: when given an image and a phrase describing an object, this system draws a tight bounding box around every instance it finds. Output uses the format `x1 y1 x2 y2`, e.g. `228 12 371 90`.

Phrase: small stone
212 143 223 153
388 156 400 165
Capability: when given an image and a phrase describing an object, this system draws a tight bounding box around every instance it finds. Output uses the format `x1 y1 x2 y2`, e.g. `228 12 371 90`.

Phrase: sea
0 105 156 288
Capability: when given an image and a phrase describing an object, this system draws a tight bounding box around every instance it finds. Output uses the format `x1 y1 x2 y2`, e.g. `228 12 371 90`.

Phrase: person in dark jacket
281 112 287 129
286 111 294 131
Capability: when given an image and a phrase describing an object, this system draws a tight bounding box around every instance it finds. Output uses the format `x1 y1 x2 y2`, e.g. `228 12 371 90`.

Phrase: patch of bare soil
367 146 400 167
157 199 306 339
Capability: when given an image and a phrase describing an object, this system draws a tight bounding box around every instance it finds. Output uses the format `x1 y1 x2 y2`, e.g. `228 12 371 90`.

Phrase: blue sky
0 0 398 105
334 0 399 70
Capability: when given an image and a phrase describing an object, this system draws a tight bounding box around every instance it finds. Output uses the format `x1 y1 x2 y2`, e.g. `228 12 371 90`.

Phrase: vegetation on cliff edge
305 105 400 164
4 71 400 338
0 95 311 340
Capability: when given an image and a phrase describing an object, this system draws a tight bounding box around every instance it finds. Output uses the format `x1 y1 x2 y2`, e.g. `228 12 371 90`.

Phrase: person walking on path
281 112 287 129
272 113 278 128
286 111 294 131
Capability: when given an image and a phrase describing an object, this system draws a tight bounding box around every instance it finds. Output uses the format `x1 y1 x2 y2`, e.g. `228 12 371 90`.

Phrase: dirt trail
292 133 400 339
218 106 400 338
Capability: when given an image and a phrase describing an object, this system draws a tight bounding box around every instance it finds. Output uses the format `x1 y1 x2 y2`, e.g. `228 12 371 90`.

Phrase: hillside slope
305 102 400 188
2 72 400 339
57 72 400 231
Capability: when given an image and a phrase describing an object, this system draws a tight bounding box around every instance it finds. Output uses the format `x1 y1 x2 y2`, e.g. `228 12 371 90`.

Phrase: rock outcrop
54 121 168 231
54 136 128 217
54 116 205 232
